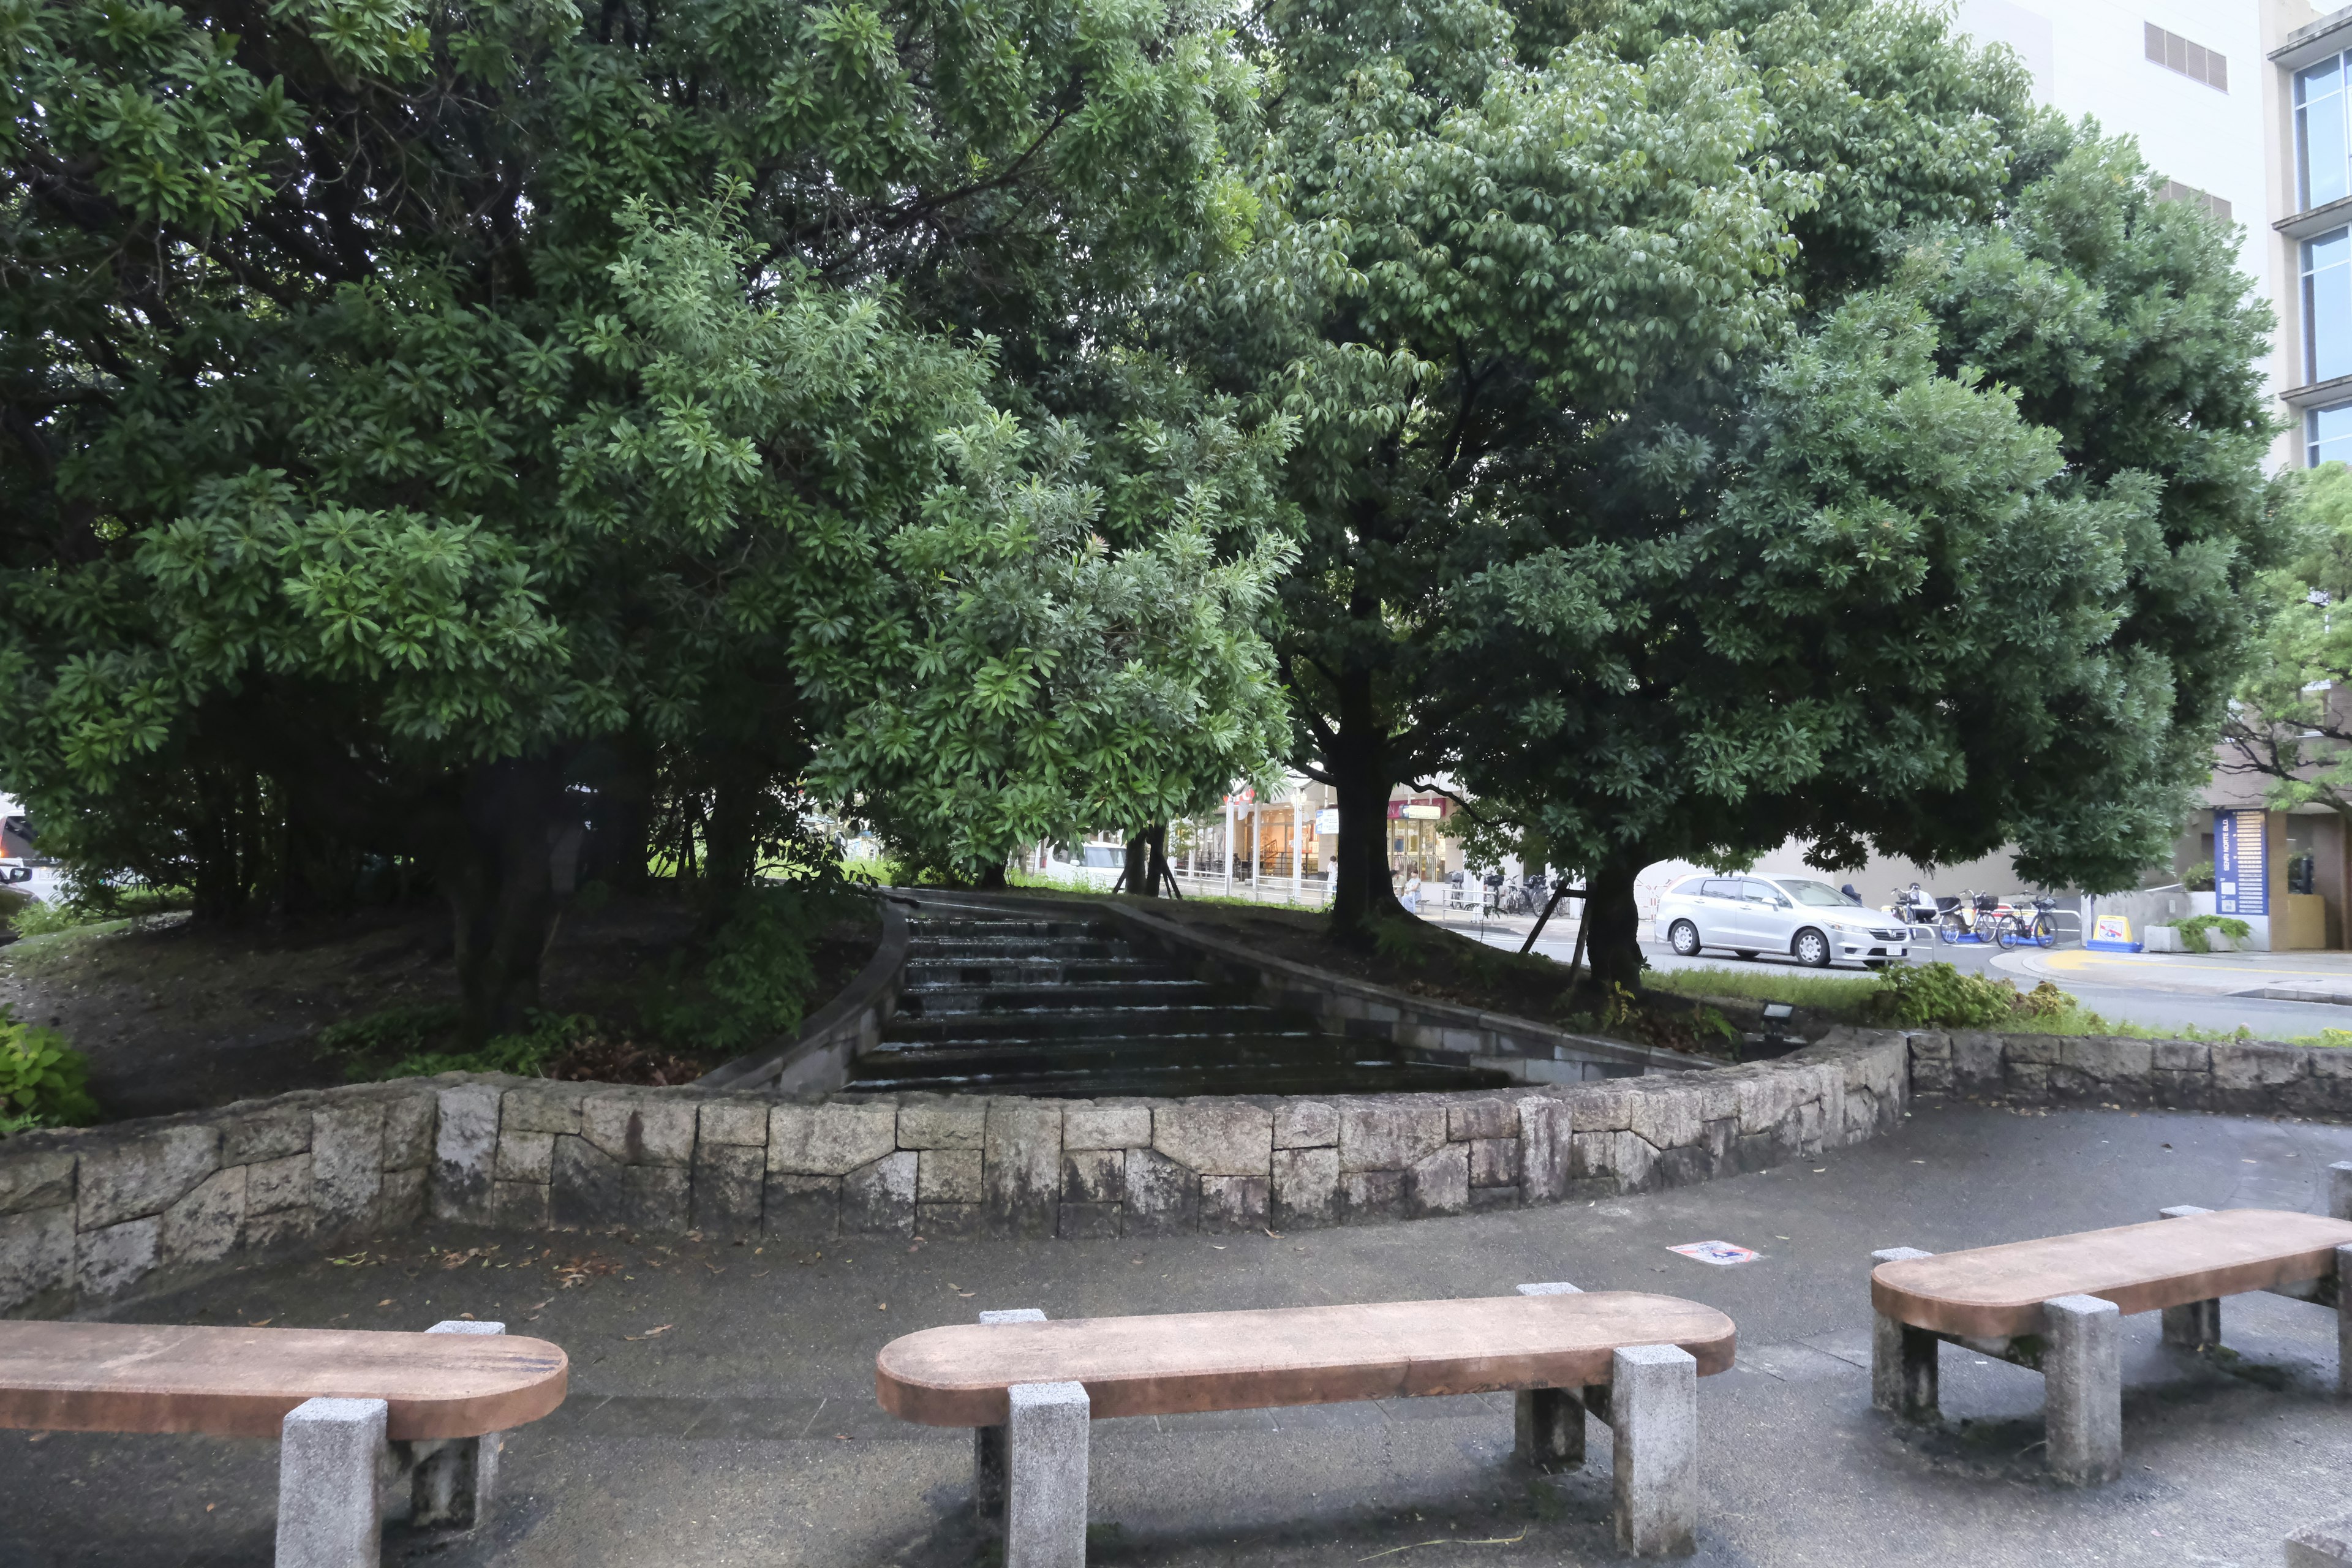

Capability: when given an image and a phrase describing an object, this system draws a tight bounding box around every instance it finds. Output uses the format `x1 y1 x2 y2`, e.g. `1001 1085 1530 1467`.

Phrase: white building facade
1952 0 2324 470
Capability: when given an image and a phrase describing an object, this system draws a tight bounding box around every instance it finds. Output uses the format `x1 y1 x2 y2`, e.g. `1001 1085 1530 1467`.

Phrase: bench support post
2154 1208 2222 1349
2286 1510 2352 1566
385 1321 506 1532
1513 1281 1586 1469
277 1396 387 1568
1610 1344 1697 1558
2339 1245 2352 1400
2043 1294 2122 1486
1868 1248 1938 1422
1006 1381 1089 1568
2330 1163 2352 1223
974 1308 1047 1525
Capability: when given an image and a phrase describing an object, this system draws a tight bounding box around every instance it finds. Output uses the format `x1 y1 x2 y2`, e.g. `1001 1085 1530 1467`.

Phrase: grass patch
1644 967 1882 1014
1647 960 2345 1044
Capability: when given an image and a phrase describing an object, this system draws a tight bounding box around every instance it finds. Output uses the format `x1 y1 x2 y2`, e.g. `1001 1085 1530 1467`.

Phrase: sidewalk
1998 944 2352 1007
9 1106 2350 1566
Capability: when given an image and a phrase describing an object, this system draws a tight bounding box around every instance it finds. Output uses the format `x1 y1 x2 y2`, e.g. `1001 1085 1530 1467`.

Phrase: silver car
1654 874 1912 968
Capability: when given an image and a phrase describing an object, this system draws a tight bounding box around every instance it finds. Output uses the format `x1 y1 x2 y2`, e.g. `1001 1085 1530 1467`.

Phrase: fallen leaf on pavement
623 1324 675 1341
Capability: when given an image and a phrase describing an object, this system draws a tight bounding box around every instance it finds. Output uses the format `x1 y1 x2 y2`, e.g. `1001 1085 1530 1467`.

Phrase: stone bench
0 1317 567 1565
1870 1167 2352 1485
875 1283 1737 1563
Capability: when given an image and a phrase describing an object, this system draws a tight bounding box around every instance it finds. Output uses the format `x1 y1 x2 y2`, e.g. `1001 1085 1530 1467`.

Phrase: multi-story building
1954 1 2312 462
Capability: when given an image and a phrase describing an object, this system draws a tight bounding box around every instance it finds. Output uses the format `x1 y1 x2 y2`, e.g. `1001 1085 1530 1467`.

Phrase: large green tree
0 0 1292 1039
2220 463 2352 822
1211 0 2279 973
1438 3 2281 986
1185 0 1806 933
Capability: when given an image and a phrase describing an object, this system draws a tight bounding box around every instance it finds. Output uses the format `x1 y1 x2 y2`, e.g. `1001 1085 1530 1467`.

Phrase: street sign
2214 808 2267 917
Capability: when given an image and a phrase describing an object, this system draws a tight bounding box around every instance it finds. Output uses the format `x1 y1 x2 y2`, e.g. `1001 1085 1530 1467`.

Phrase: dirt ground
0 894 878 1125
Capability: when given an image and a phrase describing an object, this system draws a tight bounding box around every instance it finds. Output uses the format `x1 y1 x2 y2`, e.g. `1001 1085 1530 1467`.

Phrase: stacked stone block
1906 1031 2352 1117
6 1031 1918 1316
0 1082 435 1316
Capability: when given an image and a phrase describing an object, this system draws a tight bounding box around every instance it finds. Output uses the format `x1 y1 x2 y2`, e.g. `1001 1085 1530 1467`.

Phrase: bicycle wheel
1937 913 1965 944
1995 915 2018 949
2034 914 2057 949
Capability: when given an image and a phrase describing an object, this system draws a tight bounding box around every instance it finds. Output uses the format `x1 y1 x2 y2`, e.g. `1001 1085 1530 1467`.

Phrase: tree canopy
0 0 1294 1039
1223 0 2282 976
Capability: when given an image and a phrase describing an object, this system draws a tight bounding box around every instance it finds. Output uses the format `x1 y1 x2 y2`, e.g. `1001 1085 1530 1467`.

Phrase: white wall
1952 0 2305 465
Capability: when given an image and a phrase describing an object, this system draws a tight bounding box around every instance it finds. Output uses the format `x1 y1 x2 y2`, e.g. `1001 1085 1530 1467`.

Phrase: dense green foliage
2222 462 2352 820
0 1006 97 1131
1 0 1294 1039
1 0 2289 1058
1233 0 2282 978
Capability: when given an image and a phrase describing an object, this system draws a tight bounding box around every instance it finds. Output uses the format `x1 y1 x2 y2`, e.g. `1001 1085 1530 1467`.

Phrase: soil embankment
0 895 876 1123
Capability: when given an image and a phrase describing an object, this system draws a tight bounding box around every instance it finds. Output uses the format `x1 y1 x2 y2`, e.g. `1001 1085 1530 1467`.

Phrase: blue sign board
2215 809 2267 917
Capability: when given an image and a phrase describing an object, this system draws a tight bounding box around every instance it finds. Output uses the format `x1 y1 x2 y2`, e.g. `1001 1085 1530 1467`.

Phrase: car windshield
1776 880 1853 907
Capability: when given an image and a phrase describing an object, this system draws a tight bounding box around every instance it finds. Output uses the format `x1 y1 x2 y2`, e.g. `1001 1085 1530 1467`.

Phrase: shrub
641 886 834 1053
2015 980 2078 1019
2180 860 2215 893
386 1012 595 1079
2173 914 2252 954
1866 961 2021 1028
0 1008 98 1131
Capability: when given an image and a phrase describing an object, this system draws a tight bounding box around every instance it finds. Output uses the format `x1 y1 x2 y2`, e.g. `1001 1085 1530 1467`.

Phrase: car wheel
1668 920 1701 957
1732 949 1758 960
1793 929 1831 968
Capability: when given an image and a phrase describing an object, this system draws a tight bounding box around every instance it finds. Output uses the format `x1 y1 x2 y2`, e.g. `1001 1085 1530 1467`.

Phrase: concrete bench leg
1868 1248 1938 1422
385 1321 506 1532
974 1308 1047 1523
2043 1295 2122 1486
1006 1380 1089 1568
2286 1510 2352 1566
2154 1208 2221 1349
277 1396 387 1568
1514 1281 1587 1469
1611 1344 1697 1558
2329 1162 2352 1223
2339 1245 2352 1400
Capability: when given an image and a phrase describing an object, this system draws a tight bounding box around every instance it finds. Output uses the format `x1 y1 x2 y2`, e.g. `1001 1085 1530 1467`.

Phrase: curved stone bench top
0 1321 568 1440
1871 1209 2352 1338
875 1291 1736 1427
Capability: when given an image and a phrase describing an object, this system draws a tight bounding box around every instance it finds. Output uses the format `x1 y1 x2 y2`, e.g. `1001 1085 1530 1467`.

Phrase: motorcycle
1993 896 2060 950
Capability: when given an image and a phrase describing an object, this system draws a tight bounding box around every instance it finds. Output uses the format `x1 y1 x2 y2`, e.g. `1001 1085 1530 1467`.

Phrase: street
1428 907 2352 1041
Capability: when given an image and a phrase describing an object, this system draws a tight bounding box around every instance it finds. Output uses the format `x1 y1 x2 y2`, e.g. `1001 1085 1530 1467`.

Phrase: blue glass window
2307 228 2352 383
2310 404 2352 468
2302 55 2349 209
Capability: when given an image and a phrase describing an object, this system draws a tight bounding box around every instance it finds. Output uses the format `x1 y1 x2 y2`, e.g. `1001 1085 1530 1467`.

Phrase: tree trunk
582 736 655 895
1585 853 1646 997
1123 832 1154 897
1325 669 1401 944
442 754 575 1047
1145 824 1180 897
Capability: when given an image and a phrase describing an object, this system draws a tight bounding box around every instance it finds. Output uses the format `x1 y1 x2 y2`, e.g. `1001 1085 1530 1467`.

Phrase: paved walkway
6 1105 2350 1564
1999 945 2352 1009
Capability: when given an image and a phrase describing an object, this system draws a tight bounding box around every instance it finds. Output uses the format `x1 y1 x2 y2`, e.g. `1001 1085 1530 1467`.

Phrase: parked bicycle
1992 896 2060 950
1885 883 1939 932
1936 890 2000 944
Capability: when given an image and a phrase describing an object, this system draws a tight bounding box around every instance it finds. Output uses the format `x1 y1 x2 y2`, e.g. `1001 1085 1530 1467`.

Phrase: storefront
1387 795 1453 883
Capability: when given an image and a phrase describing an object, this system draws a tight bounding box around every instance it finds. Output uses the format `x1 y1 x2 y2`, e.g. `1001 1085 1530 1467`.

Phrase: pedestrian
1401 868 1422 913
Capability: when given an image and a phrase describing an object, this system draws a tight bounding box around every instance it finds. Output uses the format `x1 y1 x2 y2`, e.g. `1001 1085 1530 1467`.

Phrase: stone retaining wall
1907 1030 2352 1115
2 1029 1908 1317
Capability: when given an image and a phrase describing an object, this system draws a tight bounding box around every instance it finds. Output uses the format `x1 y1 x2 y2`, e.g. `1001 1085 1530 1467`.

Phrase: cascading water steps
843 910 1512 1097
